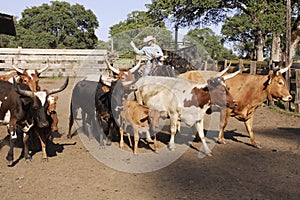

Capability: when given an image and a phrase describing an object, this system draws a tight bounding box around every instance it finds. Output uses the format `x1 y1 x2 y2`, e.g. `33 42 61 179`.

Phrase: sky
1 0 152 41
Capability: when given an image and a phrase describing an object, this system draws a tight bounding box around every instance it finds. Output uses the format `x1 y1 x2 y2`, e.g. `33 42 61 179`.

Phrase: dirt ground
0 77 299 200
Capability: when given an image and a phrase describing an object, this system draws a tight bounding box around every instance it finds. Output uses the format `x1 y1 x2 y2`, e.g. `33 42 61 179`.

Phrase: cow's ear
268 70 275 84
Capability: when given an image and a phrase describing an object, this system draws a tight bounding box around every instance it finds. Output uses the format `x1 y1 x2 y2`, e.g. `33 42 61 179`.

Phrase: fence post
224 60 228 71
204 61 207 71
250 61 256 74
213 60 218 71
295 69 300 113
239 59 244 72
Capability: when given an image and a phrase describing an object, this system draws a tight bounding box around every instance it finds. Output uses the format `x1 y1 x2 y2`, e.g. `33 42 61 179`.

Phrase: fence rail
0 48 299 113
0 47 107 77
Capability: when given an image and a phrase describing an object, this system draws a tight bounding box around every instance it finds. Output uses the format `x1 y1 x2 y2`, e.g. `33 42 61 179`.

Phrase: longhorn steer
0 79 49 166
178 65 292 148
0 64 49 92
134 71 238 155
29 77 69 161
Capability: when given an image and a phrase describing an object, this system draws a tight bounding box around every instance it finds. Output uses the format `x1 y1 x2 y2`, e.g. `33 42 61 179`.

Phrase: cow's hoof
254 143 262 149
99 145 105 150
106 141 112 146
217 139 226 144
25 155 32 162
42 158 48 162
146 138 154 143
7 160 13 167
67 134 72 139
168 145 176 151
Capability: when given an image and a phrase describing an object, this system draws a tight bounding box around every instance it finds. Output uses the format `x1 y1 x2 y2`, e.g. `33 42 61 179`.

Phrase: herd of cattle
0 57 293 166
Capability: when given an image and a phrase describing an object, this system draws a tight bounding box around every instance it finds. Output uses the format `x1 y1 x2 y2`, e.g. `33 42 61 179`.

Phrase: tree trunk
271 33 282 62
256 44 264 61
255 31 264 61
291 35 300 58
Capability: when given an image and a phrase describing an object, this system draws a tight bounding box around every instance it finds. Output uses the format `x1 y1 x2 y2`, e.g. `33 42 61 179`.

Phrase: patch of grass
267 105 300 118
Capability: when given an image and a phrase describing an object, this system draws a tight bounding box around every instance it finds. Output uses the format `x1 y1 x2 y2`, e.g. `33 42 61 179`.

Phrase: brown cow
0 64 49 92
178 65 293 148
118 100 162 154
47 95 59 133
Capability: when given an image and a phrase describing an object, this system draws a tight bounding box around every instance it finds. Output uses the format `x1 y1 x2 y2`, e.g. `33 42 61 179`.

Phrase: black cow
0 80 48 166
28 77 69 161
67 79 101 140
95 75 138 147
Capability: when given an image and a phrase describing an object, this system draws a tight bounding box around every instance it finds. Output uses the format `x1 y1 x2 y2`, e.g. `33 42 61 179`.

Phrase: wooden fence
0 47 108 77
0 48 299 113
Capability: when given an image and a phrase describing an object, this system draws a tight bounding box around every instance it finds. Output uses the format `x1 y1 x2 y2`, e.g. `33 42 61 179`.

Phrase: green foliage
8 1 99 49
110 11 165 36
185 28 238 60
109 11 172 58
112 27 173 58
221 1 286 59
146 0 221 28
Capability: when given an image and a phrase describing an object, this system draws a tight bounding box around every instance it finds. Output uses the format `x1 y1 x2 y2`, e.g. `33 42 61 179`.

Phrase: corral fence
0 48 299 113
0 47 108 77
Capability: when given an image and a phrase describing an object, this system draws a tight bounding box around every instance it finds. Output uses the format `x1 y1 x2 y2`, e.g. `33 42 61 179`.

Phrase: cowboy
130 36 164 76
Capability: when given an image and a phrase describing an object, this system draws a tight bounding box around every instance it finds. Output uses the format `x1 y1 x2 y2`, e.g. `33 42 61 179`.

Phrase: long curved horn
37 62 50 74
222 69 241 80
100 75 117 86
214 65 230 78
11 65 24 74
129 59 141 73
13 77 34 98
47 77 69 95
105 57 120 74
279 59 293 74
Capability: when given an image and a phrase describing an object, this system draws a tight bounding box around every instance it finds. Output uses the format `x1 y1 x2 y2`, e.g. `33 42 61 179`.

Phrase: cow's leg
218 108 229 144
145 131 153 142
6 121 17 166
119 127 124 149
153 133 158 153
37 132 48 161
133 126 139 154
195 120 212 156
168 114 178 151
23 133 31 161
245 116 261 148
67 107 75 139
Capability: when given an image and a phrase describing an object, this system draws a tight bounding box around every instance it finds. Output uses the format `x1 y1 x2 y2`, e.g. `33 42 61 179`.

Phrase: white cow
133 70 239 155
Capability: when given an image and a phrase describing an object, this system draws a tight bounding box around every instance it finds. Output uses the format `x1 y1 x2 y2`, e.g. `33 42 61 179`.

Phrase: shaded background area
0 78 299 199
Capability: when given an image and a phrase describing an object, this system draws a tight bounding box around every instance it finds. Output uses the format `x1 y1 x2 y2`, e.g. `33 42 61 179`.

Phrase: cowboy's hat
143 36 156 43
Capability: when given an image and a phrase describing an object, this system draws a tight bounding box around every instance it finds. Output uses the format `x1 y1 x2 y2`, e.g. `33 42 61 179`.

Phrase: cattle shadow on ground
0 130 76 166
219 129 261 148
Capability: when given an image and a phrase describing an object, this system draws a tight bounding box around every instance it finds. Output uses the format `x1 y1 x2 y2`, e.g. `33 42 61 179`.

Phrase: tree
146 0 300 61
185 28 237 60
9 1 99 49
109 11 172 57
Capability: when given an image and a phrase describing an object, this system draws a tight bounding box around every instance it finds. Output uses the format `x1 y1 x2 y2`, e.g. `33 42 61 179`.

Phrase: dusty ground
0 77 299 200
